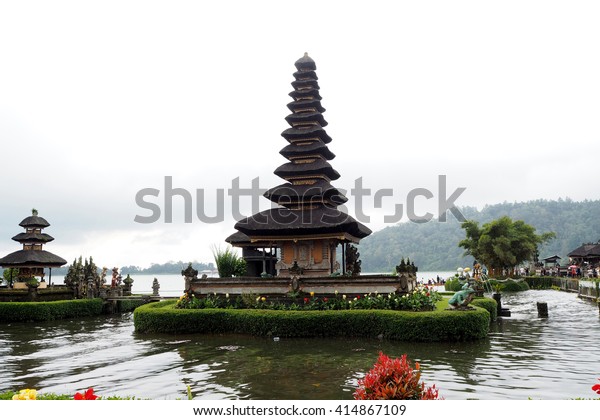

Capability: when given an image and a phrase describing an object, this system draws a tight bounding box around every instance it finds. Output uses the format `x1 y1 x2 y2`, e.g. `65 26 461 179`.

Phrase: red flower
323 297 329 302
592 380 600 395
356 295 361 300
74 387 98 400
303 297 309 304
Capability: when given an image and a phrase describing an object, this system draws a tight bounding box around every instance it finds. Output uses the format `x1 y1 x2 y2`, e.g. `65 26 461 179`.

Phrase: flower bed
176 286 442 312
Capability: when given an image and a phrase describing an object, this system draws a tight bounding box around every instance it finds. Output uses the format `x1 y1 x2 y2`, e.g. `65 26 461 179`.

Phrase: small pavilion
542 255 561 268
0 209 67 285
227 53 371 276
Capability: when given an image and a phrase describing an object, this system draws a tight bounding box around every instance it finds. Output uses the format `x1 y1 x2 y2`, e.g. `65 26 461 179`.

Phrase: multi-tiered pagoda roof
0 209 67 270
231 53 371 242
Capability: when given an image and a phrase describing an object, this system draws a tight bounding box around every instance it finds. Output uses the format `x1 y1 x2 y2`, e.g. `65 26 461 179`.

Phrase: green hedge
471 297 497 322
0 299 104 322
134 300 491 342
524 276 557 290
117 298 147 312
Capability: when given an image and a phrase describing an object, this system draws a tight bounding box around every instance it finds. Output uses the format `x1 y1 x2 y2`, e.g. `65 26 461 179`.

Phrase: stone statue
345 244 362 276
448 284 476 310
152 278 160 296
182 263 199 294
111 267 119 288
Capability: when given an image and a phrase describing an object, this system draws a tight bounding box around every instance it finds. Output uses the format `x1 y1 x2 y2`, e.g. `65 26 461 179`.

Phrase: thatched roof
234 206 371 241
279 140 335 160
11 232 55 243
281 125 331 143
0 249 67 267
264 181 348 206
19 214 50 228
274 159 340 181
294 52 316 70
568 243 600 258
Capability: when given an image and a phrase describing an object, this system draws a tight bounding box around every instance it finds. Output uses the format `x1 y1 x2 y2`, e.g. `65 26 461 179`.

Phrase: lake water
1 287 599 400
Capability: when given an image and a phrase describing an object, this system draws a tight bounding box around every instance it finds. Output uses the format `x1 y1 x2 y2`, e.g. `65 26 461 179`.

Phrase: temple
227 53 371 277
0 209 67 284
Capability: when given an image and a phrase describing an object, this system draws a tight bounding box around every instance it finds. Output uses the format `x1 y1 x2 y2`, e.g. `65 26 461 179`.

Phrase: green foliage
120 260 215 275
459 216 555 273
64 256 101 287
444 277 463 291
0 390 138 400
359 198 600 272
487 278 529 292
0 299 103 322
524 276 557 290
2 268 19 285
134 299 491 341
471 297 498 322
211 245 246 277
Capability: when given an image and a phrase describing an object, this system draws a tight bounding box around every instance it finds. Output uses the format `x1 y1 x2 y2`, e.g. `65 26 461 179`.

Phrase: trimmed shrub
444 278 463 292
471 297 498 322
117 298 146 312
0 299 103 322
134 300 491 342
501 279 529 292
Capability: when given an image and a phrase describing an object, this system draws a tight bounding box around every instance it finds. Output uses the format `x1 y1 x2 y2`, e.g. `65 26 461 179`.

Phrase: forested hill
358 199 600 273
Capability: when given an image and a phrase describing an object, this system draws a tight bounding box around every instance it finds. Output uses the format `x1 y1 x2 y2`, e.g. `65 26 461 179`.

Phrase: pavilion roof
0 249 67 267
19 214 50 228
568 243 600 258
11 232 55 243
234 206 371 241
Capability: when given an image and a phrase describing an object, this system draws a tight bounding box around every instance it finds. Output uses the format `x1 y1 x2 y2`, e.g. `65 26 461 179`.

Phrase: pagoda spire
228 54 371 277
265 52 347 209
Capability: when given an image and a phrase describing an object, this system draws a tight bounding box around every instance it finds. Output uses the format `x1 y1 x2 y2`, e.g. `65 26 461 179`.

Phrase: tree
459 216 555 276
2 268 19 286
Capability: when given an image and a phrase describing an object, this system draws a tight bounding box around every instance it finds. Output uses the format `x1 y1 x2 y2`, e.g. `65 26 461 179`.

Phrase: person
448 285 476 310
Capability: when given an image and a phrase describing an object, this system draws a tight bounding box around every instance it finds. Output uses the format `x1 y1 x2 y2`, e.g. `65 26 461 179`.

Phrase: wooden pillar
329 242 334 274
262 248 266 275
341 243 346 275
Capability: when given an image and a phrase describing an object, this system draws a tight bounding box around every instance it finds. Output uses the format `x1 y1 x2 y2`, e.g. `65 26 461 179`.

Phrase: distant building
542 255 561 267
567 241 600 266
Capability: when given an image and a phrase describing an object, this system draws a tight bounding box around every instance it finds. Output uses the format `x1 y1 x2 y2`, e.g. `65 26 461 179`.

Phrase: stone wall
189 273 417 297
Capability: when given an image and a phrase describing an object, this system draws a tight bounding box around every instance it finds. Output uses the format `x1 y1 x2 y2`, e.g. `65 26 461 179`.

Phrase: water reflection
0 290 598 399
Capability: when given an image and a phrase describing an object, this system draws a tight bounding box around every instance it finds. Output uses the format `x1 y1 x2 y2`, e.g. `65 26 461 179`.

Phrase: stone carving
182 263 199 294
152 278 160 296
448 284 476 310
345 244 362 276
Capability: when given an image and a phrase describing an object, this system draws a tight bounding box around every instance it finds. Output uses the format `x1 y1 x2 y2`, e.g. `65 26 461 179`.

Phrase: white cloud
1 1 599 267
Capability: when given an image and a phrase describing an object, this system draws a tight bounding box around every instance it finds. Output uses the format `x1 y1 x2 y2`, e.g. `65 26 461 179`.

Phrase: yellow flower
310 291 315 297
261 296 266 302
12 389 37 400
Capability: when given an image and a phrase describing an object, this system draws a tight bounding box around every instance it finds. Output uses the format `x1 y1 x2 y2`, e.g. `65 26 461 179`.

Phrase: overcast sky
1 1 599 269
